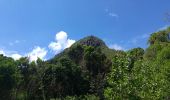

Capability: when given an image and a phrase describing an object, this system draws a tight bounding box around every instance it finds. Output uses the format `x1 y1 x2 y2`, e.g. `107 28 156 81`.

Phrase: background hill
49 35 124 64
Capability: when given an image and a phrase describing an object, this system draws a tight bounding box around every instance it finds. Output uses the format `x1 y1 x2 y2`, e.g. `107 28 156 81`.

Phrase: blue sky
0 0 170 61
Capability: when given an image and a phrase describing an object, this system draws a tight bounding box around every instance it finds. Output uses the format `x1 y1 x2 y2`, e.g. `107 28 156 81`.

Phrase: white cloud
0 46 48 61
1 31 75 61
27 46 47 62
11 54 22 60
55 31 68 43
0 50 5 55
48 31 76 54
0 49 22 60
66 39 76 48
109 44 124 50
48 42 62 54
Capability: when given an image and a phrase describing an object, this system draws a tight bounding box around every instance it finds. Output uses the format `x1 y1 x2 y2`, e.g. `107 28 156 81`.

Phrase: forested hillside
0 27 170 100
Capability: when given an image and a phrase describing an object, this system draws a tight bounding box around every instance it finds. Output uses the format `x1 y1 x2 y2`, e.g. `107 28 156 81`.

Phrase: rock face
77 36 107 47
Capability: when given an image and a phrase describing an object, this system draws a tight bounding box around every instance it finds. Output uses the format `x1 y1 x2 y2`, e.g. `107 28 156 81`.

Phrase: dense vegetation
0 27 170 100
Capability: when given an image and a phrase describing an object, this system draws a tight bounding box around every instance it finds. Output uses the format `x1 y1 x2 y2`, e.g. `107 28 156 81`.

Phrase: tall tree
0 55 21 100
84 46 111 99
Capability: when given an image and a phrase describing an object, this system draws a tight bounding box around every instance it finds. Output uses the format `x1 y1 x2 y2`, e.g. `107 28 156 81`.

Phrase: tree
148 27 170 45
84 46 110 76
42 57 89 99
104 54 135 99
127 47 144 71
68 44 84 64
84 46 111 99
0 55 21 100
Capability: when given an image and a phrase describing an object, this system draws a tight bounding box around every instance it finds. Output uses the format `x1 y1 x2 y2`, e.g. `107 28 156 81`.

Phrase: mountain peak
76 35 107 47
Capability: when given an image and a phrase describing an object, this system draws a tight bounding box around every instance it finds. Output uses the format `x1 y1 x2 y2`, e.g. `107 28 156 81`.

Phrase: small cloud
128 33 150 45
128 25 170 46
27 46 47 62
48 31 76 54
109 13 119 18
105 8 109 12
15 40 20 43
9 43 14 46
109 44 124 50
105 8 119 18
55 31 68 44
130 39 138 45
141 33 150 39
158 25 170 31
9 40 20 46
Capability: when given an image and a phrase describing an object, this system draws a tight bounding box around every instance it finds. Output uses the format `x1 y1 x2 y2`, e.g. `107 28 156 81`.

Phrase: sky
0 0 170 61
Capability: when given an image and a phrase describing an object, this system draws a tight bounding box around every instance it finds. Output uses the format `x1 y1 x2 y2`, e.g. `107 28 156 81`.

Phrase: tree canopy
0 27 170 100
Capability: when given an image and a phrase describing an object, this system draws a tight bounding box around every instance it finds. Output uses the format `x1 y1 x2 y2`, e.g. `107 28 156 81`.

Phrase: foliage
1 28 170 100
84 46 111 99
148 27 170 45
104 55 134 99
0 55 21 100
104 27 170 100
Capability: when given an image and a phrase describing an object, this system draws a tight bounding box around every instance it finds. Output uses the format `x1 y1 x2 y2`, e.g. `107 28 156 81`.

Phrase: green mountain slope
48 35 124 65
